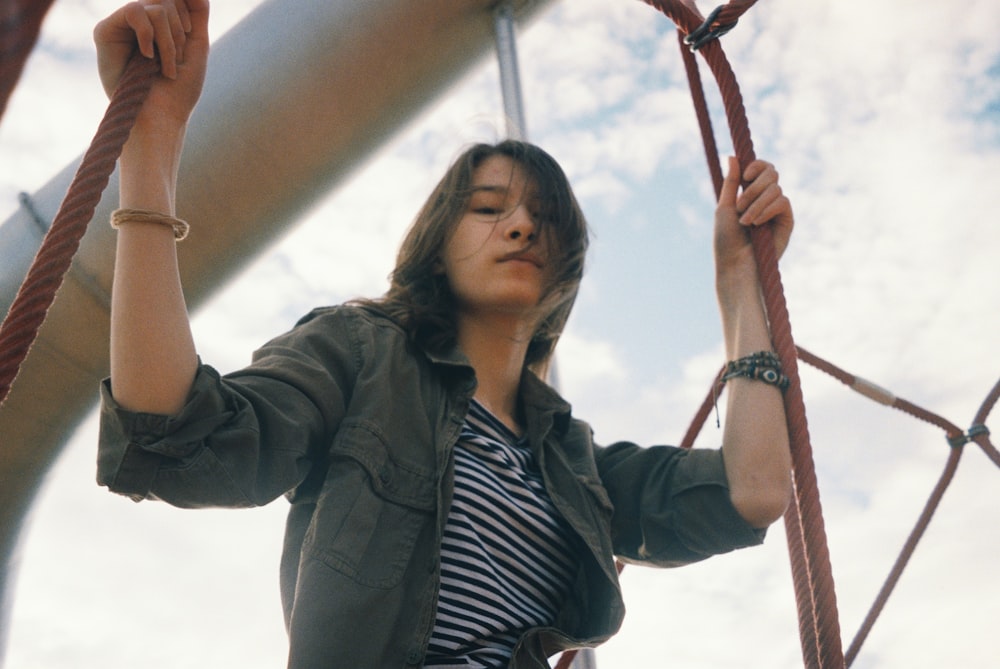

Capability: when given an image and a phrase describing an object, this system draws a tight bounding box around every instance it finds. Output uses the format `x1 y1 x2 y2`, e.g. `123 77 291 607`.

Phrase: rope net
566 1 847 667
560 1 997 667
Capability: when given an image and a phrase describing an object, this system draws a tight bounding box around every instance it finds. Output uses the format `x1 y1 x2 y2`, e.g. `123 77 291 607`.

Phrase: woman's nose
504 204 537 242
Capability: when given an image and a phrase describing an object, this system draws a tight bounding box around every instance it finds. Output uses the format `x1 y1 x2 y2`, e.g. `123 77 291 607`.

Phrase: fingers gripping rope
0 52 159 407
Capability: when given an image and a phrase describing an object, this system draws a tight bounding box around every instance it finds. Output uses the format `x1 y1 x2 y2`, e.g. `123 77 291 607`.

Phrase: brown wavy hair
358 140 589 373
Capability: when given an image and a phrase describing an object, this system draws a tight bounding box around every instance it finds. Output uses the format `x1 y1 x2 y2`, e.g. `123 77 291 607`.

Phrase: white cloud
555 329 627 390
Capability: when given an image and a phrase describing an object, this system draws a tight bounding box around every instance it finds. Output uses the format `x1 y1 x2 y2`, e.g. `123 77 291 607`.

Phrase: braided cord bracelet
722 350 790 391
111 208 189 241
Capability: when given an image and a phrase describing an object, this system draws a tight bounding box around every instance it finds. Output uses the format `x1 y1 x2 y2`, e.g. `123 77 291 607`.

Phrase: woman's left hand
714 157 793 279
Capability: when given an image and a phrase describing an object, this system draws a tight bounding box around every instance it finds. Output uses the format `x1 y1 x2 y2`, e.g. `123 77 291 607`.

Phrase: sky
1 0 999 667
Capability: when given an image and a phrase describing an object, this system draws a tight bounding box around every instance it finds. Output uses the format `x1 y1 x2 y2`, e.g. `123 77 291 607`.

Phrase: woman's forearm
717 266 792 528
109 123 197 415
97 0 209 415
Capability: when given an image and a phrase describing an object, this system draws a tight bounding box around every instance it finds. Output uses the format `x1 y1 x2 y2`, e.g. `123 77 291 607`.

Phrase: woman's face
438 155 554 322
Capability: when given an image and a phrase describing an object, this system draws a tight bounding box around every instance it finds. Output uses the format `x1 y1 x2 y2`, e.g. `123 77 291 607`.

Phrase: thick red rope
678 30 724 196
0 53 158 407
677 17 999 660
645 2 846 667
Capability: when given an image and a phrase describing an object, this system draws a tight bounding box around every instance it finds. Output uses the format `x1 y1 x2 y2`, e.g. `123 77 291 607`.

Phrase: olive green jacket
98 305 763 668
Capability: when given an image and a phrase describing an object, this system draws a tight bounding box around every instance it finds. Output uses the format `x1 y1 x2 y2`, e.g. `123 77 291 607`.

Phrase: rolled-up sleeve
97 308 359 508
596 442 765 567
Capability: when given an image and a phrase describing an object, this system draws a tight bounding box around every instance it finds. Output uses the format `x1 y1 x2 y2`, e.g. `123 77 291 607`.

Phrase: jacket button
378 467 391 484
406 649 423 665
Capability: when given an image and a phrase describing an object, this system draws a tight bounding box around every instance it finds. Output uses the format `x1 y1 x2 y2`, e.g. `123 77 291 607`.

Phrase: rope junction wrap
0 4 996 669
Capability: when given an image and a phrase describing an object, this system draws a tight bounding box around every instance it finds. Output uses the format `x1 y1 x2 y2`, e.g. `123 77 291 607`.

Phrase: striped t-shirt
424 400 581 667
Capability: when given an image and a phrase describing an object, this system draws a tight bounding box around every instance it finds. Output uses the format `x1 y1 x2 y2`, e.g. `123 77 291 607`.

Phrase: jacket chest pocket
305 418 437 590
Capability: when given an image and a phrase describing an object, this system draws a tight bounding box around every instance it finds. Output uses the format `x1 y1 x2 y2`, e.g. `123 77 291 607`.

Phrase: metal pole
494 4 591 668
572 649 599 669
493 2 566 391
493 1 527 140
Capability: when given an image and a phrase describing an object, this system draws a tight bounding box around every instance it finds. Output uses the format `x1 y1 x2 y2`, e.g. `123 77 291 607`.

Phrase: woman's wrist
716 262 773 358
716 260 761 307
119 121 186 213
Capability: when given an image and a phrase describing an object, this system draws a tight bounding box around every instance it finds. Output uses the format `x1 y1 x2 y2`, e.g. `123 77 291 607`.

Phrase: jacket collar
423 341 571 426
422 341 473 370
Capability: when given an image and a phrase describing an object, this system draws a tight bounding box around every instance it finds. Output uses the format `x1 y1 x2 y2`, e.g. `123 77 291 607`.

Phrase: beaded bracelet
111 208 189 241
721 350 789 391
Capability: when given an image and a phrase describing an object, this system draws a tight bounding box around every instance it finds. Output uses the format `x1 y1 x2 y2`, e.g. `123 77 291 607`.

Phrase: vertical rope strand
677 30 724 195
646 1 846 666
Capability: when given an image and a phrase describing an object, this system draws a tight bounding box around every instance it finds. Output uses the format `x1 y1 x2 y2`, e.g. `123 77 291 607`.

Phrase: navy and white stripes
424 400 580 667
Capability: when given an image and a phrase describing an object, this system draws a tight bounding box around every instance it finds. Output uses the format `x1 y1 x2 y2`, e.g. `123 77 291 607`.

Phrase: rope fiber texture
0 52 159 407
641 5 997 667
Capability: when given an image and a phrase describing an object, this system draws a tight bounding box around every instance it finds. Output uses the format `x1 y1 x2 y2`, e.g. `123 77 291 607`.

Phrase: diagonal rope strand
0 52 158 407
844 446 963 665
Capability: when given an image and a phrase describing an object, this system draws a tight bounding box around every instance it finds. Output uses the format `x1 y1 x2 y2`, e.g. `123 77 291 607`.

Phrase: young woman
95 1 795 667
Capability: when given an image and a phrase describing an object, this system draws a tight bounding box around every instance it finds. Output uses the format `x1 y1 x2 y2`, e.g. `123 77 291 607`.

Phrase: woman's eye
473 207 502 215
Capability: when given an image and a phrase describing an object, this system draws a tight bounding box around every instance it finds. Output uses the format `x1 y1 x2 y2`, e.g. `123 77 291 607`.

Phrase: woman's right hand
94 0 210 129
